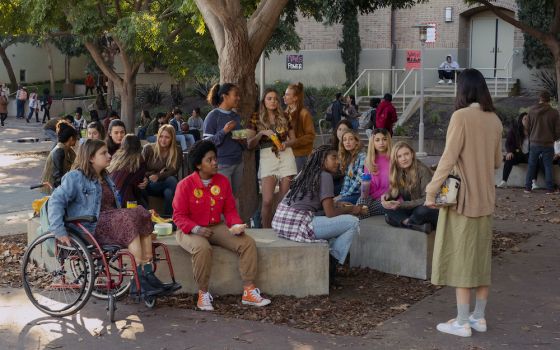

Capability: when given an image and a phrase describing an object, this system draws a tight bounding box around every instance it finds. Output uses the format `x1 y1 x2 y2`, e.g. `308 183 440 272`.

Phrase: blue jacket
48 170 121 238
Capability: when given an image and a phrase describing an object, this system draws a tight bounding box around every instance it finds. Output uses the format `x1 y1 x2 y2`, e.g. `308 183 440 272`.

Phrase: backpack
324 101 334 122
359 108 376 129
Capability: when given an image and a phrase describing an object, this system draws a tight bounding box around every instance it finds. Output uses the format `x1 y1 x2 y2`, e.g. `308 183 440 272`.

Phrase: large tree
0 1 30 90
469 0 560 105
190 0 424 220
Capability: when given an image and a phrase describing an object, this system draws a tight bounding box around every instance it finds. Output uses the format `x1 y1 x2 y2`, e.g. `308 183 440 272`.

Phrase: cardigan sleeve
172 180 197 234
425 112 465 203
291 109 316 149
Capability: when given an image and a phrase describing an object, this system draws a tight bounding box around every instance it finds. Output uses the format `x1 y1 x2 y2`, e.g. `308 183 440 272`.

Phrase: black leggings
0 113 7 125
438 70 454 80
385 205 439 228
42 108 51 123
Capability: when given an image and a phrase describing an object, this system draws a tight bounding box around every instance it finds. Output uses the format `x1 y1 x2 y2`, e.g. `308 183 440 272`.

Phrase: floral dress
94 182 153 247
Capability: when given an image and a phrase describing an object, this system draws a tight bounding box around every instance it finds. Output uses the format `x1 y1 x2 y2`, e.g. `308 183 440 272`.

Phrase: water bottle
361 174 372 198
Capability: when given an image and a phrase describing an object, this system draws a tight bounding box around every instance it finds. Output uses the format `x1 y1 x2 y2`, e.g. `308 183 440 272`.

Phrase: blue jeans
27 107 37 121
16 100 25 118
337 193 360 204
312 214 359 264
143 176 178 217
526 145 555 191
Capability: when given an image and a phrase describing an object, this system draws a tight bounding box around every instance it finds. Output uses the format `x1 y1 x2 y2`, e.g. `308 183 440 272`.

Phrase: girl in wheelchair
48 139 179 298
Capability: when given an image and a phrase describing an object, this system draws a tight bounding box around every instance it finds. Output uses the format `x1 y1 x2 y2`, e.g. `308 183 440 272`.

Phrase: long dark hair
106 119 126 156
207 83 237 107
331 119 353 149
286 145 337 204
455 68 495 112
73 139 108 180
514 112 528 144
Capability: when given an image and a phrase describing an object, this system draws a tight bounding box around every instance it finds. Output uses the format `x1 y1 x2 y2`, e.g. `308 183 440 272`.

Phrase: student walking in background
425 68 503 338
0 89 8 127
40 89 52 123
16 85 27 119
27 88 39 123
284 82 315 172
376 93 398 135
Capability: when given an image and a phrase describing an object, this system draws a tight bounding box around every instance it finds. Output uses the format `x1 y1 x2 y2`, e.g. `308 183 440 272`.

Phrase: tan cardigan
426 103 503 218
287 107 316 157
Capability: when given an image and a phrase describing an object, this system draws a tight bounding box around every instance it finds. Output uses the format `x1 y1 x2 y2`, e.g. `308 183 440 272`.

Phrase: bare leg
456 287 470 305
260 176 277 228
278 176 293 201
475 286 489 300
140 234 153 262
127 235 145 265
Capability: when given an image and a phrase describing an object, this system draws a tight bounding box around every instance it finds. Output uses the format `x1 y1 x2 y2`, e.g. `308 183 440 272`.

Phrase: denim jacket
48 170 121 237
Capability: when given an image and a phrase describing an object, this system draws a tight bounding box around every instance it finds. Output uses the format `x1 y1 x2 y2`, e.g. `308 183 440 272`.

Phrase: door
470 16 515 78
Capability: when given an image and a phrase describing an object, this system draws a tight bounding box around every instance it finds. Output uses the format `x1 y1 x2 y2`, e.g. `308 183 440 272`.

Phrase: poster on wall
406 50 421 70
426 23 437 43
286 55 303 70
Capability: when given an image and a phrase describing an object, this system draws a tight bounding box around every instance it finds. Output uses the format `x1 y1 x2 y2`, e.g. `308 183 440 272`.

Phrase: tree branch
166 25 186 42
247 0 289 60
114 0 123 18
194 0 226 56
84 41 123 88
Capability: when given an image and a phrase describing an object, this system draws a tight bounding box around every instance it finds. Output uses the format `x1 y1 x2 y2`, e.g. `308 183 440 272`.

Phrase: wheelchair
22 214 179 322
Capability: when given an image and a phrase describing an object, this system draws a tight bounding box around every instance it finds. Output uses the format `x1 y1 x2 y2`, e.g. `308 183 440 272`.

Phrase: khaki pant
175 223 257 291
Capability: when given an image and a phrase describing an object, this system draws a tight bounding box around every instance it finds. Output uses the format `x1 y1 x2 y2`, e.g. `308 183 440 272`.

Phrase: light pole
412 25 432 158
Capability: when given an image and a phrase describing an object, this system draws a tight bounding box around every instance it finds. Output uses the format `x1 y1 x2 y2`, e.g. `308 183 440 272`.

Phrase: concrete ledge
494 163 560 188
350 216 435 280
27 218 330 297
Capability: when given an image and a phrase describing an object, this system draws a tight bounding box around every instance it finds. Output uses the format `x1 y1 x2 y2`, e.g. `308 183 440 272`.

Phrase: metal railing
343 68 407 98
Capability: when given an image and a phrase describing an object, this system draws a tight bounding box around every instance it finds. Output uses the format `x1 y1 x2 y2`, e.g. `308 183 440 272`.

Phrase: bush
532 70 558 101
138 84 166 106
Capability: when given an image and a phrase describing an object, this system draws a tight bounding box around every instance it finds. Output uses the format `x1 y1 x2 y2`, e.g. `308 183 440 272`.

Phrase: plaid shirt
272 202 325 243
340 151 366 197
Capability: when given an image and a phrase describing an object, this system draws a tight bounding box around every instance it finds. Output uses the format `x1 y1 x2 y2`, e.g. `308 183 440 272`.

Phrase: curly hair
189 140 218 171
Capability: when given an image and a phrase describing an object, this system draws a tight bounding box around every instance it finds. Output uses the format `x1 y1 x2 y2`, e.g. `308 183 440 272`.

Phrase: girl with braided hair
272 144 365 285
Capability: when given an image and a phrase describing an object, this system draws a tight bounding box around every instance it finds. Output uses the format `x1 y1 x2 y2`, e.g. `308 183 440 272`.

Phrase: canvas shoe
532 180 541 190
438 79 444 84
447 80 453 84
242 286 271 307
497 180 507 188
436 319 472 337
197 290 214 311
469 315 487 332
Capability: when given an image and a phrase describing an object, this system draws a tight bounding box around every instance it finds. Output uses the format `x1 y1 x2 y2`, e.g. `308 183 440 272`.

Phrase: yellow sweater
426 103 503 218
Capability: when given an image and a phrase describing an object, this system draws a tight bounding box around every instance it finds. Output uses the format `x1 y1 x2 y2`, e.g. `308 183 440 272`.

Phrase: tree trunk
556 56 560 111
0 45 18 91
65 55 71 84
218 21 260 222
107 80 115 112
44 43 56 95
120 74 136 132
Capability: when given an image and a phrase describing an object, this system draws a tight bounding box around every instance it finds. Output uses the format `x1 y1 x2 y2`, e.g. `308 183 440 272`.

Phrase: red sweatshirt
172 171 242 234
375 100 398 134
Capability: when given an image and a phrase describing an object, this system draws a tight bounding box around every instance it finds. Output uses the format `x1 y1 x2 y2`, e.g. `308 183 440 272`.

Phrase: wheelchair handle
30 184 46 190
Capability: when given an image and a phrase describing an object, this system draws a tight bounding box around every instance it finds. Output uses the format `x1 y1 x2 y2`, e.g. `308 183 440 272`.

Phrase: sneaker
448 80 453 84
497 180 507 188
197 290 214 311
242 286 271 307
532 181 541 190
438 79 444 84
436 319 472 337
469 315 487 332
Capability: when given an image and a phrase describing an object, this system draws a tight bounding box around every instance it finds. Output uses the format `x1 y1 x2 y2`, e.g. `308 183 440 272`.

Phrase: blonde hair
388 141 419 199
154 125 178 170
72 139 108 180
107 134 143 174
365 129 393 172
256 89 290 133
338 130 363 173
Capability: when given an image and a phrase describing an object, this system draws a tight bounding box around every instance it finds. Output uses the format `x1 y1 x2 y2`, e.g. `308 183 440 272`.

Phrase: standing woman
48 139 176 297
425 69 502 338
203 83 244 196
142 124 182 217
41 122 79 194
283 82 316 172
106 119 126 156
356 128 392 219
108 134 148 208
247 88 297 228
336 130 366 204
382 141 438 233
0 89 7 127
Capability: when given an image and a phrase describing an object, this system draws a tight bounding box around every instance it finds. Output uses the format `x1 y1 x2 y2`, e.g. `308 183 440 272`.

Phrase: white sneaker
197 290 214 311
469 315 487 332
532 181 541 190
436 319 472 337
242 287 271 307
448 80 453 84
438 79 444 84
497 180 507 188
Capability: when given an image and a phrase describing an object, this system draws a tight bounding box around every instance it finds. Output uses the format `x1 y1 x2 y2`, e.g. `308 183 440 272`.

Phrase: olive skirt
431 207 493 288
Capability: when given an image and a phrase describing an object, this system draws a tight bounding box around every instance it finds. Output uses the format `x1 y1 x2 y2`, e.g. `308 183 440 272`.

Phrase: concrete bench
27 218 329 297
494 163 560 188
351 216 435 280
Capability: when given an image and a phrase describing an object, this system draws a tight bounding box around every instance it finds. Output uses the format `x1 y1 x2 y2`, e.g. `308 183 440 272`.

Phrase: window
19 69 26 82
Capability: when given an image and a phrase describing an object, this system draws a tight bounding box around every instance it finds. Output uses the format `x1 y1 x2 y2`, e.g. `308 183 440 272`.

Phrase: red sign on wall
406 50 421 70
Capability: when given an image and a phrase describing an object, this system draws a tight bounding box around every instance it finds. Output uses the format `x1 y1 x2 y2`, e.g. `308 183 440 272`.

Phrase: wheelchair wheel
90 257 131 301
107 294 116 323
22 233 94 317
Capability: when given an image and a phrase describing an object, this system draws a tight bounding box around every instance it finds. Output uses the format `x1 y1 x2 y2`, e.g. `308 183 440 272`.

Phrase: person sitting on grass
335 129 366 204
41 122 79 194
382 141 438 233
272 144 365 286
173 140 271 311
356 128 392 219
48 139 179 298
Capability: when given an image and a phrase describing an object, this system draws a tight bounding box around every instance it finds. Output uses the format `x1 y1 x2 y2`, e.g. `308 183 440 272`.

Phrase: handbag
435 174 461 207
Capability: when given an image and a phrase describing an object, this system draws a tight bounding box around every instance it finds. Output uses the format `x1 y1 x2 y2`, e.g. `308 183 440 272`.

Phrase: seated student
79 121 105 145
44 115 75 149
103 110 120 134
108 134 148 208
106 120 126 156
187 107 204 140
137 110 152 140
73 107 88 137
169 108 195 151
330 120 353 195
173 140 270 311
272 145 365 286
142 125 182 217
498 112 543 189
336 130 366 204
357 128 392 219
438 54 460 84
48 139 177 297
146 113 166 143
382 141 438 233
41 122 79 194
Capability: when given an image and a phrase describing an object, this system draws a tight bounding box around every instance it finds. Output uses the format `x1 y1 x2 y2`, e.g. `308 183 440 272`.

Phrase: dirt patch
495 188 560 225
0 234 26 288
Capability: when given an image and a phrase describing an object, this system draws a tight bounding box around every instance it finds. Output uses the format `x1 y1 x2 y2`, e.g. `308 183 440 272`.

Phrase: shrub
138 84 166 106
532 70 558 101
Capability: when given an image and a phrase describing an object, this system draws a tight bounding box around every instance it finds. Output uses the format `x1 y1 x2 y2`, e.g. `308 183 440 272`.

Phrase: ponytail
207 83 238 107
287 82 305 112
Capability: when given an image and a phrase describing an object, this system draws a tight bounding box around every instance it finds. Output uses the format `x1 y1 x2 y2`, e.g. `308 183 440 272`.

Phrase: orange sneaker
197 290 214 311
242 286 271 307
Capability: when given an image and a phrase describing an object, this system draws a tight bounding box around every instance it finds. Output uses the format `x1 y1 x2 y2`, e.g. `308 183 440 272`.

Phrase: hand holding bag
435 173 461 207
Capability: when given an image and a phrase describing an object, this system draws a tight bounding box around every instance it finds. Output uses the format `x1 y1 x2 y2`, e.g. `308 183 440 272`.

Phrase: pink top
364 154 390 200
